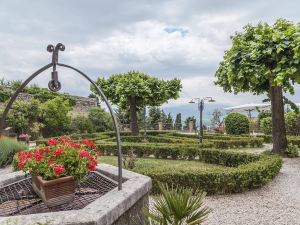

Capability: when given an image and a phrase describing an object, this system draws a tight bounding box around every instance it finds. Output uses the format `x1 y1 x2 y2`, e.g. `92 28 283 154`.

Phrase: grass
99 156 228 173
0 138 27 168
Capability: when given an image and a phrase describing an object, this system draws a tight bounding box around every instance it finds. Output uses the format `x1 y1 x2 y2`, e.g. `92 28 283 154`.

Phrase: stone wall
15 93 97 115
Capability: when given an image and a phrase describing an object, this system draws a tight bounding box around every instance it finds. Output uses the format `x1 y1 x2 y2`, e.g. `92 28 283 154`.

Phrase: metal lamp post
189 97 215 143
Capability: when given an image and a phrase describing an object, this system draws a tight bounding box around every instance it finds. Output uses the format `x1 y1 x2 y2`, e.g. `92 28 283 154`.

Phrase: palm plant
139 183 211 225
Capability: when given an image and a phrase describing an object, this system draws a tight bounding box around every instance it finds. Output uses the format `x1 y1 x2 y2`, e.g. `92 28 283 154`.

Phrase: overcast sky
0 0 299 114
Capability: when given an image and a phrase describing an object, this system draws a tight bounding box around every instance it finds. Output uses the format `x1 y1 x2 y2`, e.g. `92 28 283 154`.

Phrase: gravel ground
203 157 300 225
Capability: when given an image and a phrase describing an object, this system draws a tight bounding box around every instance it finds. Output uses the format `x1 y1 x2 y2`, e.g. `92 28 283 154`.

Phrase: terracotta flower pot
32 175 75 207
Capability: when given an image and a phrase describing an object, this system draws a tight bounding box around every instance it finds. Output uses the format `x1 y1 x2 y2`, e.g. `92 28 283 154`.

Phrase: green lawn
99 156 228 173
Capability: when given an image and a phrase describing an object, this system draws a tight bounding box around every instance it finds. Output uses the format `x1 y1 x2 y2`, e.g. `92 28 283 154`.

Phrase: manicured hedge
137 154 282 194
97 142 260 165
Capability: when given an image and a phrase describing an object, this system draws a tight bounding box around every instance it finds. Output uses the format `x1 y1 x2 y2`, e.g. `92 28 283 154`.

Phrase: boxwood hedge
138 154 282 194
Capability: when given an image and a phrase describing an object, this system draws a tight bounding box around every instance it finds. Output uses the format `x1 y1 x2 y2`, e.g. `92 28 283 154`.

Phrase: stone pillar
158 122 163 131
188 120 194 133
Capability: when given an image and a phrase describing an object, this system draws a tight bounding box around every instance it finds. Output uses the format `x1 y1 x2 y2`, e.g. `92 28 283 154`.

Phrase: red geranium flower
53 164 65 175
47 138 59 146
53 148 63 157
34 150 44 161
88 163 96 171
79 149 89 158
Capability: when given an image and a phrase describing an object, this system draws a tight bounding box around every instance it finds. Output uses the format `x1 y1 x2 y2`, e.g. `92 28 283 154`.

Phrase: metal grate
0 172 118 216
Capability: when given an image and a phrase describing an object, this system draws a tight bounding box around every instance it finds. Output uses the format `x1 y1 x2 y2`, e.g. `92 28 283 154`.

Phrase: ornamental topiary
224 113 249 135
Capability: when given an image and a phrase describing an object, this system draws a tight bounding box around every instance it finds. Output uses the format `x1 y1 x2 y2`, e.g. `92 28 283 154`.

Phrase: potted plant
15 136 100 207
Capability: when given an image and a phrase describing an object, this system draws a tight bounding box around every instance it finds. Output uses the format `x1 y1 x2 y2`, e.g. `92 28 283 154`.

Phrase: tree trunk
270 85 287 155
128 96 139 135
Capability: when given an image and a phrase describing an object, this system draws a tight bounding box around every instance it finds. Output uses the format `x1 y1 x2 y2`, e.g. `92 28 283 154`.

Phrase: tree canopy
215 19 300 154
215 19 300 95
92 71 182 134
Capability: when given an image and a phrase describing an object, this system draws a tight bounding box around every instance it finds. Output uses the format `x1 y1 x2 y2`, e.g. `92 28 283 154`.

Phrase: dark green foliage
0 139 27 168
285 143 299 158
183 116 196 130
71 115 95 133
258 110 272 125
40 96 72 137
260 117 272 135
164 113 173 130
174 113 182 130
143 183 211 225
225 113 249 135
5 99 41 134
97 138 263 161
285 111 299 135
88 107 113 132
145 154 282 194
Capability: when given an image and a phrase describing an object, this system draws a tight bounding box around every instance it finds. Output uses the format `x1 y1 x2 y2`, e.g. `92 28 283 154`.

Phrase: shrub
142 183 211 224
285 112 299 135
0 139 27 168
97 142 260 166
260 117 272 135
285 143 299 158
137 154 282 194
225 113 250 135
71 115 95 133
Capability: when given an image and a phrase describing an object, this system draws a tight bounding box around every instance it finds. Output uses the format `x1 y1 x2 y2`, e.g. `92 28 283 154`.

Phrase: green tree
71 115 95 133
210 109 224 128
5 99 41 134
92 71 182 135
165 113 173 130
147 107 162 129
215 19 300 154
183 116 196 130
88 107 113 132
224 113 250 135
40 96 72 137
174 113 182 130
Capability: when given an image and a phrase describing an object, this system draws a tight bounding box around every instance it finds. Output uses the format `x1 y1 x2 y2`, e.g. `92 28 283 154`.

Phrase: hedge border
138 154 282 194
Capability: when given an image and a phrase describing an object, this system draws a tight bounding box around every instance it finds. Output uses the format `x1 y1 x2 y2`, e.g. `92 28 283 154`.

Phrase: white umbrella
225 103 300 118
225 103 271 114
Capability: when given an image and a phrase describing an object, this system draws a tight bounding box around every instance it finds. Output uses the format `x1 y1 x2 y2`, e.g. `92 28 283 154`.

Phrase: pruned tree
215 19 300 155
174 113 182 130
210 109 224 128
92 71 182 135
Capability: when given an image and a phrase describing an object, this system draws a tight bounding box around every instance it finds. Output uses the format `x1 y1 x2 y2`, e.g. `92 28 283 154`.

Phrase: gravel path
203 157 300 225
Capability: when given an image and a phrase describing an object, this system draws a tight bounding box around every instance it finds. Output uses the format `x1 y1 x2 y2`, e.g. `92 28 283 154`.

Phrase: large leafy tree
88 107 113 132
4 99 41 134
215 19 300 155
92 71 182 134
40 96 72 137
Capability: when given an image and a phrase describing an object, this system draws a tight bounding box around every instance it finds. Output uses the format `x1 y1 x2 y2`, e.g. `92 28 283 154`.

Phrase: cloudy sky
0 0 300 120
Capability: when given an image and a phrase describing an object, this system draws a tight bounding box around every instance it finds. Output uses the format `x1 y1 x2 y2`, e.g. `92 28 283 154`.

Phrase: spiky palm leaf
141 183 211 225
